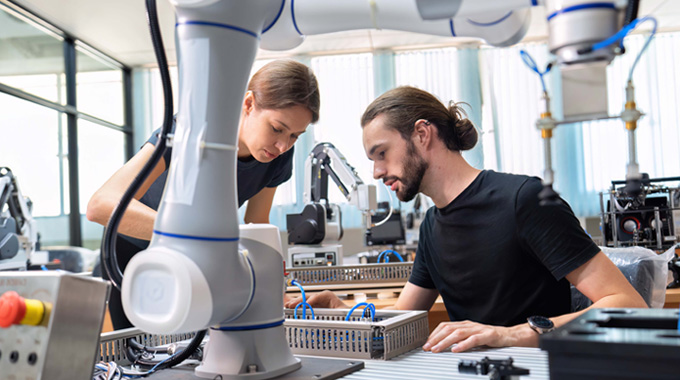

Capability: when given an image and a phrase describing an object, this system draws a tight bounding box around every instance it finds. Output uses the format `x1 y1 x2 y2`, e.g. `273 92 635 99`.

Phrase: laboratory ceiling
5 0 679 68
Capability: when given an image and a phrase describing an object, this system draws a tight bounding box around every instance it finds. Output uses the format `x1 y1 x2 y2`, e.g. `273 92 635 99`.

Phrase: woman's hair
248 60 320 123
360 86 477 151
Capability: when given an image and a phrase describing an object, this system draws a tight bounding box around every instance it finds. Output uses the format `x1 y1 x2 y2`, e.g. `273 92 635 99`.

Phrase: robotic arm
0 167 37 271
287 142 377 246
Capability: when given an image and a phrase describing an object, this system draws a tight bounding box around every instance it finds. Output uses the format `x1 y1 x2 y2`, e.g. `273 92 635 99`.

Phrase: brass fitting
541 129 553 139
625 101 637 131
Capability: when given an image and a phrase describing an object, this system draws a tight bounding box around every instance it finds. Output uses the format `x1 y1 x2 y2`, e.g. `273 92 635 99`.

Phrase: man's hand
284 290 348 309
422 320 537 353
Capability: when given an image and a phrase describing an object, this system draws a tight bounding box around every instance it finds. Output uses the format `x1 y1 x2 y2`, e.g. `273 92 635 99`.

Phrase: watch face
529 316 554 329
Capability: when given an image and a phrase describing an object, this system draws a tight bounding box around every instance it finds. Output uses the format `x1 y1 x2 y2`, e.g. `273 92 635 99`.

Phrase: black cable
100 0 174 289
126 330 207 375
100 0 207 373
623 0 640 27
125 342 161 368
127 337 169 354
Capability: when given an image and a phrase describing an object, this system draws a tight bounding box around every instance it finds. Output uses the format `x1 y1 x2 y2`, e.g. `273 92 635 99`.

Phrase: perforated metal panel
284 309 428 360
99 328 197 365
285 263 413 291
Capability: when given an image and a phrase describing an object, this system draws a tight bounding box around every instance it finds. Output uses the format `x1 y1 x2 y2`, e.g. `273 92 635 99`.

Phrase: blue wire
586 16 658 82
591 21 638 52
519 49 552 93
294 302 315 320
290 279 315 319
626 17 657 82
345 302 376 321
290 279 306 303
378 249 405 263
364 303 376 321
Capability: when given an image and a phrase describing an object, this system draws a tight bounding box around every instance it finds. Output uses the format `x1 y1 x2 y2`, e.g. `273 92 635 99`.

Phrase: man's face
363 115 429 202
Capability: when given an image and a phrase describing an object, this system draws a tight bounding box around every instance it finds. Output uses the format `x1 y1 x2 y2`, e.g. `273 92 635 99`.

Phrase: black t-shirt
409 170 600 327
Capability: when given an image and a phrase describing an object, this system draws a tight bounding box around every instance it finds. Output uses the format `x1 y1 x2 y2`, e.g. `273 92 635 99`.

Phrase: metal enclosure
284 309 429 360
0 272 110 380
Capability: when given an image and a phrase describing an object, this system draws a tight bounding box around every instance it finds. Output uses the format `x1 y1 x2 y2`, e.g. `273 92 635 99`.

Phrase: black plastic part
458 357 530 380
287 204 326 244
365 210 405 246
668 256 680 288
0 217 19 260
540 308 680 380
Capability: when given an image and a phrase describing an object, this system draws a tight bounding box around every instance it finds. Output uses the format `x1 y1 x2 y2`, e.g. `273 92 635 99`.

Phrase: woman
87 59 320 329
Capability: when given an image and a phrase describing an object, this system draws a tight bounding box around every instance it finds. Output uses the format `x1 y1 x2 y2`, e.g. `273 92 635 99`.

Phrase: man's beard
395 142 428 202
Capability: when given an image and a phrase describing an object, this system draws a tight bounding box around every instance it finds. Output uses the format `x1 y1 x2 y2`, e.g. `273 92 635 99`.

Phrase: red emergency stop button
0 291 45 328
0 291 27 328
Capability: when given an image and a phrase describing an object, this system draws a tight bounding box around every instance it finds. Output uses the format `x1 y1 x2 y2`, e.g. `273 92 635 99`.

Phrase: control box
0 272 110 380
288 244 342 267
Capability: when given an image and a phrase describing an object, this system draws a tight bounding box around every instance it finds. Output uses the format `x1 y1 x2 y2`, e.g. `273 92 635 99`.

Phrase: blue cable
585 16 657 82
378 249 405 263
345 302 376 321
519 49 552 93
625 17 657 82
290 279 315 319
294 302 315 320
365 303 376 321
291 279 306 302
590 21 638 52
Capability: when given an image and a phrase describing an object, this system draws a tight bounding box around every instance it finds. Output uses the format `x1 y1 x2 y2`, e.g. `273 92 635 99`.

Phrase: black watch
527 316 555 334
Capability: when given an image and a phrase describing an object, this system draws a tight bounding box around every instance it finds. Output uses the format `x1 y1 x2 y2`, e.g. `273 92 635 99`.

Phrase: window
0 92 63 217
0 7 65 104
311 53 375 205
76 45 124 124
396 48 463 104
0 3 130 248
583 32 680 193
479 42 549 178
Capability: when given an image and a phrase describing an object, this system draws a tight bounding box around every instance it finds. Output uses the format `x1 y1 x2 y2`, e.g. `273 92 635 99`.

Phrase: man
286 86 647 353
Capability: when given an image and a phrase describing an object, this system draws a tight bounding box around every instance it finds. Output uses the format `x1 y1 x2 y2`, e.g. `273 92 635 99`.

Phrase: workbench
341 287 680 333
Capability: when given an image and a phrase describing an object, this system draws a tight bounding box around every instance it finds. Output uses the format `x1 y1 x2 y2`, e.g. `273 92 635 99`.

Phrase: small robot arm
287 143 377 246
0 167 38 270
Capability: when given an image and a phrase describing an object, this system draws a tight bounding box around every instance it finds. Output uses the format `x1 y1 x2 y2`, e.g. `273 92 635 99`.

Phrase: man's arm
389 282 439 310
558 250 647 323
86 143 166 240
244 186 277 224
423 251 647 353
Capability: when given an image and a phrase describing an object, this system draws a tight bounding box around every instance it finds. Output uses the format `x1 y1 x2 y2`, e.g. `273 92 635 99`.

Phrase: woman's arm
244 186 277 224
86 143 167 240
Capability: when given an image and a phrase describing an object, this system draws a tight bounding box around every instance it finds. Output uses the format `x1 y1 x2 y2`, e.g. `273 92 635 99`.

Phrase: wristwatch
527 316 555 334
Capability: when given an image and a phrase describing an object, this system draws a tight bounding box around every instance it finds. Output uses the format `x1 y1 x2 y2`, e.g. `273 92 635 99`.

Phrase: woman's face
239 92 312 162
